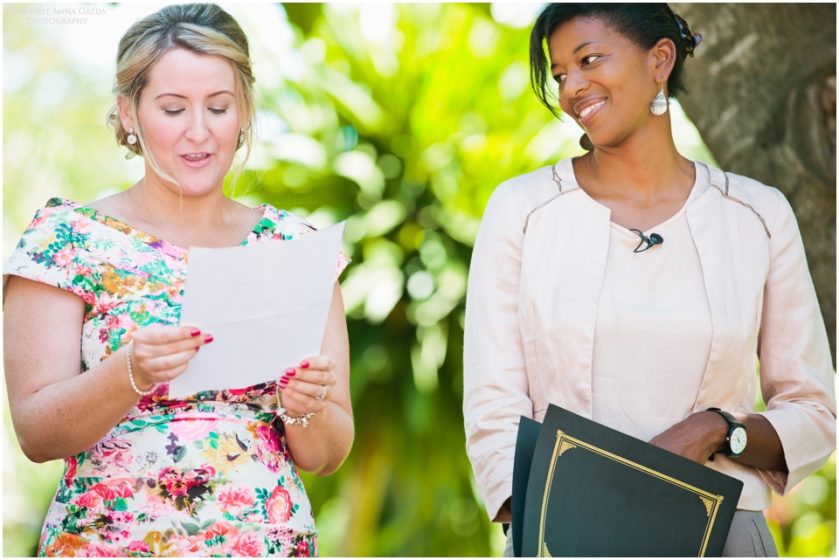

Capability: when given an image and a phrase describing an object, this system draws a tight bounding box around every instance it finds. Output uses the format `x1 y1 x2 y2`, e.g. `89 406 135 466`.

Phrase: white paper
167 222 345 398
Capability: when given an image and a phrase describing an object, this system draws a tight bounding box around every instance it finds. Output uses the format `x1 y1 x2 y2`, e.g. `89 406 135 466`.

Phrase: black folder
513 416 542 557
515 405 743 557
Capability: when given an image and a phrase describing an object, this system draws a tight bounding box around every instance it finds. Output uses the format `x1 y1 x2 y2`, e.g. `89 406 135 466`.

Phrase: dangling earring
650 84 668 116
124 128 138 160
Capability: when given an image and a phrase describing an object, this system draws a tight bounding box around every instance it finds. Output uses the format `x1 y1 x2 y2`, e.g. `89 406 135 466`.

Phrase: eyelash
554 54 602 85
163 108 228 116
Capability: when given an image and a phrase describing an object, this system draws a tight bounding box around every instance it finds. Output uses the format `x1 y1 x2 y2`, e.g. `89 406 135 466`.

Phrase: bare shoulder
230 198 264 214
228 199 266 224
85 191 131 218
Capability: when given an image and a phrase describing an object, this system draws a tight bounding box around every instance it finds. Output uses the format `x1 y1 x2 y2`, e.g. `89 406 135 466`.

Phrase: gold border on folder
536 430 724 557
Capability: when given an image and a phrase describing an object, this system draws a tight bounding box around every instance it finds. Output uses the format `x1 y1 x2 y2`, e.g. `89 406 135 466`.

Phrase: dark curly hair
530 3 701 116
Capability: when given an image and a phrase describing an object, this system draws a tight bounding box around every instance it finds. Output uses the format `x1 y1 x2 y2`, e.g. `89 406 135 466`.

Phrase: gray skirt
502 510 778 557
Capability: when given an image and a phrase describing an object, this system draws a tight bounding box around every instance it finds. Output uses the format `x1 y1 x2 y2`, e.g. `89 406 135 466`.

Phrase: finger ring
316 385 328 401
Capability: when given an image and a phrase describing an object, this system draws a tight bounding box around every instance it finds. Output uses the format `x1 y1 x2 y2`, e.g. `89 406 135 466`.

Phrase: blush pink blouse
591 179 710 442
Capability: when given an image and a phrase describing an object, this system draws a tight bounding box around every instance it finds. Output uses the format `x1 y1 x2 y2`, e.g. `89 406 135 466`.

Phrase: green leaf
181 522 200 535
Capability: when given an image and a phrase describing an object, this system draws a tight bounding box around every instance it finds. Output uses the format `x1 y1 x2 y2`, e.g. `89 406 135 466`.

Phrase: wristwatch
706 407 747 458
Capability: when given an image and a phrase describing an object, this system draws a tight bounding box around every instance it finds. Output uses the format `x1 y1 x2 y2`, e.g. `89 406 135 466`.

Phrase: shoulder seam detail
522 164 573 234
699 162 772 239
709 180 772 239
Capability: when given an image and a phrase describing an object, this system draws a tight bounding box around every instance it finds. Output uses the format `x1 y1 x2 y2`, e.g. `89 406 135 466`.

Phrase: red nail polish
285 367 296 376
204 335 214 343
280 376 289 384
190 328 201 337
300 360 310 369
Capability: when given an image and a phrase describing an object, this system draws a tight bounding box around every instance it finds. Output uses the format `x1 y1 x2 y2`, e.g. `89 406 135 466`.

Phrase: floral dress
4 198 349 557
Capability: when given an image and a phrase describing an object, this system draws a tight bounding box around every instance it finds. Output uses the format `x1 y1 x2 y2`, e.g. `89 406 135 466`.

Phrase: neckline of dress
608 183 699 239
556 157 709 235
47 196 274 256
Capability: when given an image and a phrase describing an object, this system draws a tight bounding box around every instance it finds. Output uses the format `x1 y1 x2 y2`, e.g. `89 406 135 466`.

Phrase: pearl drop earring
650 84 668 116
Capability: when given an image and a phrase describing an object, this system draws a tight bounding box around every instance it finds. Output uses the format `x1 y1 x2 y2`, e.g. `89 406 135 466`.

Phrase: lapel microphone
629 229 664 253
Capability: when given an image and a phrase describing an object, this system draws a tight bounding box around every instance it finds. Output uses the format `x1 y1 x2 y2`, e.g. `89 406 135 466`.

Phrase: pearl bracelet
275 382 315 427
126 340 155 397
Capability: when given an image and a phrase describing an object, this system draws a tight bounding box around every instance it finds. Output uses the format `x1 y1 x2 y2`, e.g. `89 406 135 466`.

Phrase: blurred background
3 3 835 556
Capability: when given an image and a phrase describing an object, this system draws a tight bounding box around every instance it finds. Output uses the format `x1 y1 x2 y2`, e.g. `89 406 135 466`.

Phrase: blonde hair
106 3 255 190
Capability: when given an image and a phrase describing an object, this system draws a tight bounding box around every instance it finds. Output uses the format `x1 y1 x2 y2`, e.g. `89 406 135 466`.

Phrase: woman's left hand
649 411 728 464
277 355 337 417
278 285 353 475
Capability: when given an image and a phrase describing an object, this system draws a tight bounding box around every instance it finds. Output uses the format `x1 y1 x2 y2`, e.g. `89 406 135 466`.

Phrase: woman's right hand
129 326 213 389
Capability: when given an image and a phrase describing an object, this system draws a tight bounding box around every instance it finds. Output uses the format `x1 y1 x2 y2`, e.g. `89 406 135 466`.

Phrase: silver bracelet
126 340 155 397
275 382 315 427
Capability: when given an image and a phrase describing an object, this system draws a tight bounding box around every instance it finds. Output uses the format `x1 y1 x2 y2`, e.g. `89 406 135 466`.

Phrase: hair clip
691 33 703 48
674 13 701 57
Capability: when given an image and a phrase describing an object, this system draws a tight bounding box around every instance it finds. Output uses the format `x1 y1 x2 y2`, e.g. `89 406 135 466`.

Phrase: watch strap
705 407 745 458
706 407 737 426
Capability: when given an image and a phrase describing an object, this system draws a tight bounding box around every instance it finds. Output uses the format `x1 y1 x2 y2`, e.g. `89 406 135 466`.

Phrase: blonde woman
4 4 352 556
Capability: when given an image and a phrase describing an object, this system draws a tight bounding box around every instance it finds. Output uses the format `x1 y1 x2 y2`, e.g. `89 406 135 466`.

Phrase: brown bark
672 3 836 358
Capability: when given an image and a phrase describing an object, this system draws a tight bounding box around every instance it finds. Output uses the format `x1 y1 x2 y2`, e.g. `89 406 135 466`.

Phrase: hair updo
529 3 702 116
106 3 255 161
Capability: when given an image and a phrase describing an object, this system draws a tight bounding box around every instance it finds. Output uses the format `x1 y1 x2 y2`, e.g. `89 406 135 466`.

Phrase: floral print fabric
4 198 349 557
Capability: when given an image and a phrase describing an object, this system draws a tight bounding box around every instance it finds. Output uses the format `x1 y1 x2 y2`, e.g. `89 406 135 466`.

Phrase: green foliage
766 455 837 557
269 6 566 553
2 3 833 557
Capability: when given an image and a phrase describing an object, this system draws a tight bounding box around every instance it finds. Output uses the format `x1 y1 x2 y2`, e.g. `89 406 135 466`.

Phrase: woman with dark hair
463 4 835 556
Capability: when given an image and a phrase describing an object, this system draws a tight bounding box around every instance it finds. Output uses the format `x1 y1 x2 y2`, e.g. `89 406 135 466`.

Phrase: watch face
730 427 748 455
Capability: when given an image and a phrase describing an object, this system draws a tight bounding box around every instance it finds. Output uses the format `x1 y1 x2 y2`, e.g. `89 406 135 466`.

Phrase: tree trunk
672 3 836 358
